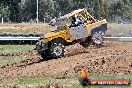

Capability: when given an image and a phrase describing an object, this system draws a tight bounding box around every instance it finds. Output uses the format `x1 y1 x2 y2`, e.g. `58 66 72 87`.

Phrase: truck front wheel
50 43 65 58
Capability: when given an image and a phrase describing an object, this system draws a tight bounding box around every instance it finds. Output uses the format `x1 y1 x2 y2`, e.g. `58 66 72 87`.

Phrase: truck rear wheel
50 43 65 58
80 37 91 48
92 31 103 46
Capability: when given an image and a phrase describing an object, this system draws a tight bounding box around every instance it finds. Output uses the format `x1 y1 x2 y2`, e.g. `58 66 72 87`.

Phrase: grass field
3 73 131 88
0 45 35 53
0 45 35 65
1 73 131 88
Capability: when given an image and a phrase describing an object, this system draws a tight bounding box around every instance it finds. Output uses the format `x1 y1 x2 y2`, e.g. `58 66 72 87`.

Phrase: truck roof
58 9 84 20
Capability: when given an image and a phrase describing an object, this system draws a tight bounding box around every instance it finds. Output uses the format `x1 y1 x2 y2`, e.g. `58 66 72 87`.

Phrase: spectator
49 17 56 26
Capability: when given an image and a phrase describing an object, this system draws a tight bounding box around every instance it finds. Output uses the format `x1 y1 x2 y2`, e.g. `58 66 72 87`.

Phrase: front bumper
36 40 49 53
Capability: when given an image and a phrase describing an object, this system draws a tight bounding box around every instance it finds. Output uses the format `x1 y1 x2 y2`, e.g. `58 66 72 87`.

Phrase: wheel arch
91 23 107 35
50 37 68 46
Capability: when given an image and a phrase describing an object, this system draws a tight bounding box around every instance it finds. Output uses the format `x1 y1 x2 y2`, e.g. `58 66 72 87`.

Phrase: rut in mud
0 41 132 80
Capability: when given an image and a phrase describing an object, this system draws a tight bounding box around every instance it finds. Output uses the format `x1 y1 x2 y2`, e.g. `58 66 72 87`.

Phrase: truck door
69 25 88 39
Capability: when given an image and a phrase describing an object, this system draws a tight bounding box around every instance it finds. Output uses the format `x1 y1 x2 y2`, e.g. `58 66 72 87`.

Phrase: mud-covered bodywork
40 9 107 42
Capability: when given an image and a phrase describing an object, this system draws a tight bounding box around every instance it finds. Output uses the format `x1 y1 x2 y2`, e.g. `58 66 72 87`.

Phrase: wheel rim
92 32 103 45
53 46 63 56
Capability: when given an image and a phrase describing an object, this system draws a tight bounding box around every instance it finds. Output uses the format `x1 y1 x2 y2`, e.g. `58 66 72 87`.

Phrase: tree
0 3 10 22
19 0 37 22
0 0 132 23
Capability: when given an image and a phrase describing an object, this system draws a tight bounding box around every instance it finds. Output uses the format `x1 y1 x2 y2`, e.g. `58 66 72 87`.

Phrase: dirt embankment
0 41 132 80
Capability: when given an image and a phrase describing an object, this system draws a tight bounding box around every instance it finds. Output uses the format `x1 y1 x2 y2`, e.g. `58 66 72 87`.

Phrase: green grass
8 76 78 87
0 45 35 65
9 75 132 88
13 76 78 86
0 45 35 53
14 76 45 85
3 73 131 87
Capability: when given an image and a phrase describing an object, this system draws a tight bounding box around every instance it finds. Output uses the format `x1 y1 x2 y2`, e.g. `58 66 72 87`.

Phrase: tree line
0 0 132 23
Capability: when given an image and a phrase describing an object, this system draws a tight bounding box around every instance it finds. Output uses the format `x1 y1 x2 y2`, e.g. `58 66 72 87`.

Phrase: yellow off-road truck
36 9 107 59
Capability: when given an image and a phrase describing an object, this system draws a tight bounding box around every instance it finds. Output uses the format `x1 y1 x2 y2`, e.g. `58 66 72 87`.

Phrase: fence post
1 18 3 24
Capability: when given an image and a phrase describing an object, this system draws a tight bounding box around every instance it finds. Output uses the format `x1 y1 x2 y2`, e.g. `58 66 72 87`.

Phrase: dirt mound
0 41 132 80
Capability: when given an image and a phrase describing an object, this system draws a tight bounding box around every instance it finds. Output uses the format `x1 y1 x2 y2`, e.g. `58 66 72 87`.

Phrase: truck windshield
57 19 71 26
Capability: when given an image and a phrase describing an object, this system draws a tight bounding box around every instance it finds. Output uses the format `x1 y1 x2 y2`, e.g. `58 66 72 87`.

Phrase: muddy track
0 41 132 80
